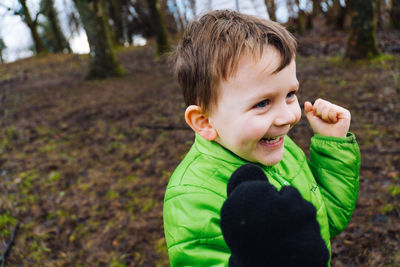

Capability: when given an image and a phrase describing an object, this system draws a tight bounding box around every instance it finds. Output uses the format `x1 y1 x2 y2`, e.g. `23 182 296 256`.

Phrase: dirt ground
1 31 399 266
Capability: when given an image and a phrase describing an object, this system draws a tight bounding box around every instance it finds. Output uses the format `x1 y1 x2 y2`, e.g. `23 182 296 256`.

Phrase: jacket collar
193 133 274 170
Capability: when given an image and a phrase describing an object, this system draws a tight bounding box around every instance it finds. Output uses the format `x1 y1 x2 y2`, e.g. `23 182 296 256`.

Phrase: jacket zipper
269 171 290 186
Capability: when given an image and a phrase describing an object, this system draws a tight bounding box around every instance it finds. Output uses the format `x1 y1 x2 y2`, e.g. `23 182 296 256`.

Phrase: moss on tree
345 0 380 60
74 0 124 79
146 0 171 56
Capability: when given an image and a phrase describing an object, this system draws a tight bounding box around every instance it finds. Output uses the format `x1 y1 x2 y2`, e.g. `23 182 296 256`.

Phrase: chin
257 148 284 166
259 158 282 166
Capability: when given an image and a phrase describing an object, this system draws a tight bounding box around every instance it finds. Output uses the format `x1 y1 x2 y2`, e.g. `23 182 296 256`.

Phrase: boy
163 10 360 266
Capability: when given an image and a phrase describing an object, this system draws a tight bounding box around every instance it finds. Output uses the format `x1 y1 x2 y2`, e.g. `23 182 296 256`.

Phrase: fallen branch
0 222 19 267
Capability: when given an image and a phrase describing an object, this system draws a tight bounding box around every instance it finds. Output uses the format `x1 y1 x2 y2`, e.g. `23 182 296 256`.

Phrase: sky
0 0 295 63
0 0 90 62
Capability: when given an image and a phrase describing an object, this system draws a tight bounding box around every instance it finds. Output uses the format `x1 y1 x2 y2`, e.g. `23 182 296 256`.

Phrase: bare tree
376 0 384 30
64 2 82 38
286 0 297 18
130 0 155 38
172 0 186 33
73 0 124 79
20 0 47 54
312 0 322 17
345 0 380 59
0 38 6 63
4 0 48 54
390 0 400 29
106 0 125 45
326 0 347 29
264 0 277 21
41 0 71 53
160 0 179 35
146 0 171 56
307 0 324 29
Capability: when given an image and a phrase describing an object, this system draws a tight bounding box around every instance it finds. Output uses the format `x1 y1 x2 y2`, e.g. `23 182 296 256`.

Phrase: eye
286 90 297 99
254 99 270 108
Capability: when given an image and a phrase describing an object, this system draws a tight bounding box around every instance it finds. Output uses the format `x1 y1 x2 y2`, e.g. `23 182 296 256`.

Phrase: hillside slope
1 44 399 266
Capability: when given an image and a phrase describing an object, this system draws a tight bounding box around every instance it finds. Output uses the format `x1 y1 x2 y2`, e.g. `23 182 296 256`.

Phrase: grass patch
19 170 39 191
39 140 58 153
0 211 18 236
110 257 128 267
389 185 400 197
48 171 61 183
107 190 120 200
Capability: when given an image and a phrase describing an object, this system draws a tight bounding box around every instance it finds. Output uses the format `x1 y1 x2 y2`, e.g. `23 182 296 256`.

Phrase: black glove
220 164 329 267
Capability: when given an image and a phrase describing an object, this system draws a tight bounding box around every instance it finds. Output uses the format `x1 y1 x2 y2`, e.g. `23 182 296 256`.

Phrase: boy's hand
304 98 351 137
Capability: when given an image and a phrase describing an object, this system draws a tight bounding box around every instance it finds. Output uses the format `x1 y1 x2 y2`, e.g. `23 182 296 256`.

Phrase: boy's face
209 46 301 166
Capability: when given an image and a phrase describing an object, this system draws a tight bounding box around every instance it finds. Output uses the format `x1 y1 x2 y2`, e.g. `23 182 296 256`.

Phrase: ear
185 105 218 141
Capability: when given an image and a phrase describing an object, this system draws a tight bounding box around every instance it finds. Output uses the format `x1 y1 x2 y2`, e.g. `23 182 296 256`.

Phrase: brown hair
173 10 297 114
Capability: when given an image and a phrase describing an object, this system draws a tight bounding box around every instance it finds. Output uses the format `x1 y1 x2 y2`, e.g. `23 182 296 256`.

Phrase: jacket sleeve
163 186 230 266
309 132 361 237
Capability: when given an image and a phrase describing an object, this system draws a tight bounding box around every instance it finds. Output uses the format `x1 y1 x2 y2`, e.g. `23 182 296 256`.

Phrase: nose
274 103 298 127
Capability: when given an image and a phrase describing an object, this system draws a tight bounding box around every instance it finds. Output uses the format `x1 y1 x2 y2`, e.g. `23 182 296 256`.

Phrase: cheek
241 116 269 140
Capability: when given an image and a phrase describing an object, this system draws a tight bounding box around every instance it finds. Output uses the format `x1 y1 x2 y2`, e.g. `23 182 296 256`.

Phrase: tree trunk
298 10 307 34
43 0 71 53
325 0 346 29
119 0 131 43
307 0 321 29
333 0 346 29
390 0 400 29
132 0 154 38
172 0 185 33
0 38 6 63
73 0 124 79
345 0 380 59
107 0 125 45
376 0 383 30
264 0 277 21
146 0 171 56
103 1 119 48
293 0 307 34
285 0 296 18
18 0 47 54
160 0 178 34
294 0 301 12
312 0 322 17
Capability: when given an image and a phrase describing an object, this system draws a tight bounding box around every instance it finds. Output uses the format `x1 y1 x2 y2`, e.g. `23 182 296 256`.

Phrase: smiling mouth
260 135 285 144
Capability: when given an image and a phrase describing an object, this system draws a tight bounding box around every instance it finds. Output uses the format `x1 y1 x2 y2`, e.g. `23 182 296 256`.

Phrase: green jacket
163 133 360 266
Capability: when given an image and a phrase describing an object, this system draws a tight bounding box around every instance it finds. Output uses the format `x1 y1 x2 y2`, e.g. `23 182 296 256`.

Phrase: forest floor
1 28 400 266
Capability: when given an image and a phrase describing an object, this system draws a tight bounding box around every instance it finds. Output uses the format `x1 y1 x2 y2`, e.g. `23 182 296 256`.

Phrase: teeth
261 136 282 144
